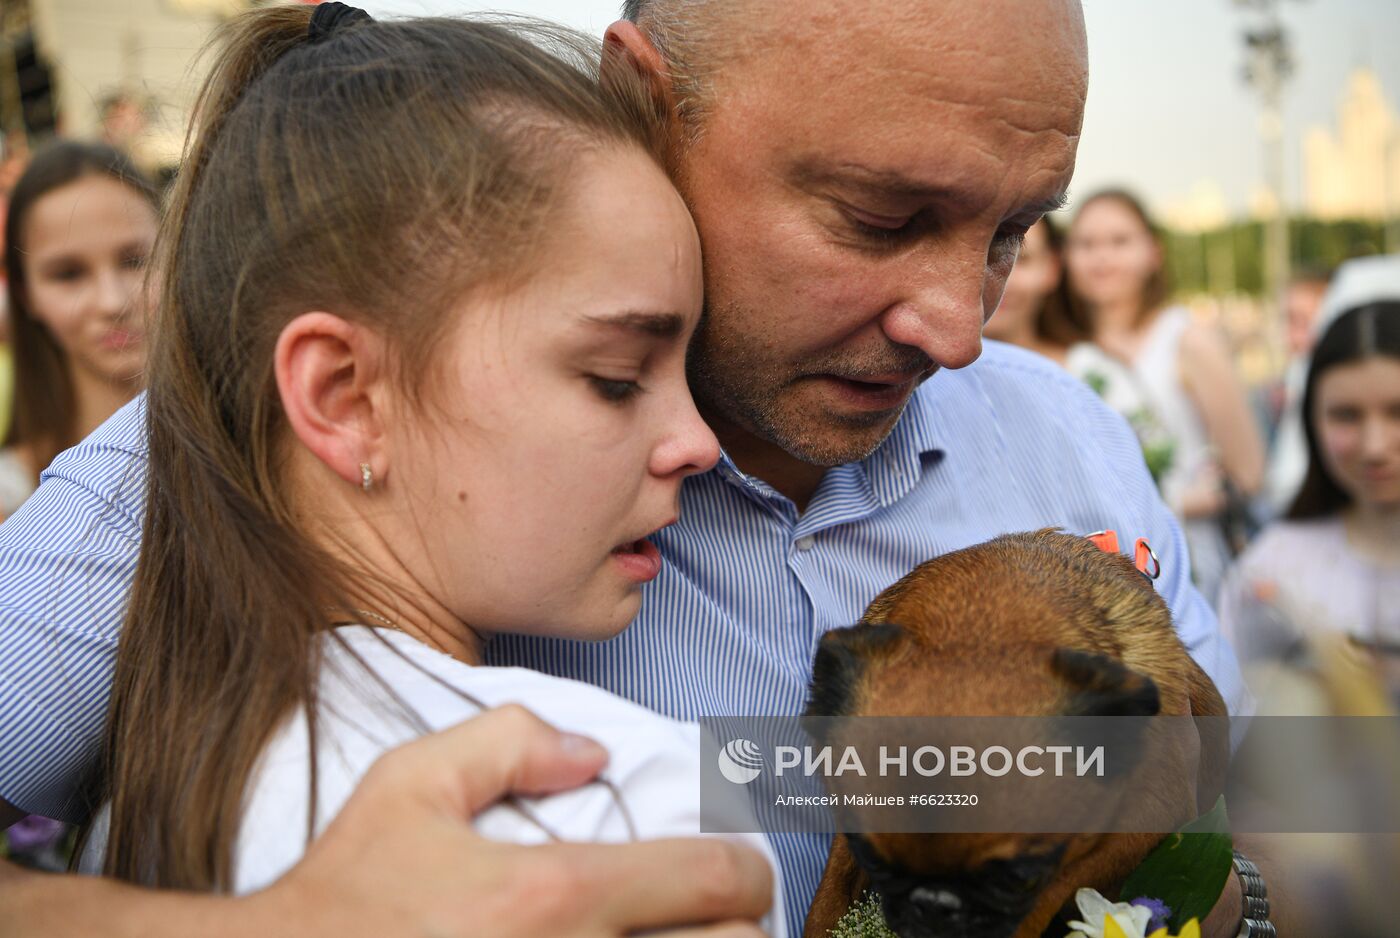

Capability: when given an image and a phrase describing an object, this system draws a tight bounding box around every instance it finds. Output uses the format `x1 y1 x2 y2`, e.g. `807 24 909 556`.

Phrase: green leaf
1118 797 1233 931
1180 795 1231 835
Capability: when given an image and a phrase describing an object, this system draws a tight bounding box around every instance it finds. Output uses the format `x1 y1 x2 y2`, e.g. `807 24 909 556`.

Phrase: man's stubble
686 298 935 469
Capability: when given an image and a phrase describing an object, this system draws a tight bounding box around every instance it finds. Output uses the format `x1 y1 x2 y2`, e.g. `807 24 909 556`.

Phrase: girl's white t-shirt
233 626 786 935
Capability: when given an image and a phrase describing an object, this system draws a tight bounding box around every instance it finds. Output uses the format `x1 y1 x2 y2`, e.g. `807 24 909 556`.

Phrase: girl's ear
275 311 390 490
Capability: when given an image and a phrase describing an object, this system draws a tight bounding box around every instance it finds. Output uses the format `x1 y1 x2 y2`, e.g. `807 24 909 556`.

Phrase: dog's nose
909 886 963 911
883 886 1020 938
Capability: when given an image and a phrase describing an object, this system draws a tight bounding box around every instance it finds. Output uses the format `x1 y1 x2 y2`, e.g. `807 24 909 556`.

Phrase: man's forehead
754 0 1086 70
669 0 1085 217
712 0 1088 132
715 4 1085 205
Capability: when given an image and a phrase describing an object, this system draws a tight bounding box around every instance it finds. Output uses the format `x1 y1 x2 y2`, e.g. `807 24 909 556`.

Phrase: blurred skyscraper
1304 67 1400 222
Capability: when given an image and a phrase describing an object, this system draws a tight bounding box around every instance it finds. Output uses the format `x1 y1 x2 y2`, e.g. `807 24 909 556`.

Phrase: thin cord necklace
351 608 403 633
326 605 640 842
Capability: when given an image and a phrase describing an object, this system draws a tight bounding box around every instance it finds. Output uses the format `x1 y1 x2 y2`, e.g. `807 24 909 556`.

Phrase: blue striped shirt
0 341 1246 935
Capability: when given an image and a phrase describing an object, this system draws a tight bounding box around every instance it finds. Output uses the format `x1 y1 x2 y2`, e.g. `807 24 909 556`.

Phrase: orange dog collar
1087 530 1161 581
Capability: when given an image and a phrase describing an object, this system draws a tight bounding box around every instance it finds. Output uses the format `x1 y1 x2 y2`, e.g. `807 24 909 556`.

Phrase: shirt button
794 535 816 551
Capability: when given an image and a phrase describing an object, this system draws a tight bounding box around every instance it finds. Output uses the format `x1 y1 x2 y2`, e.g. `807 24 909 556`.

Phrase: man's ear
275 311 389 491
603 20 676 113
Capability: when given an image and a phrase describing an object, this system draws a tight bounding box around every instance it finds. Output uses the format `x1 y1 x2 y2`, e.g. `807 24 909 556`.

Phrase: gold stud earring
360 462 373 493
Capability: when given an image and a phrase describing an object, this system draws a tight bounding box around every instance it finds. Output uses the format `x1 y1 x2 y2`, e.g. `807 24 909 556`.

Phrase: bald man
1 2 1263 937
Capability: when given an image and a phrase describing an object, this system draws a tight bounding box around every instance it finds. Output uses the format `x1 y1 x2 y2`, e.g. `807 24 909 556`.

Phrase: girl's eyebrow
582 310 686 339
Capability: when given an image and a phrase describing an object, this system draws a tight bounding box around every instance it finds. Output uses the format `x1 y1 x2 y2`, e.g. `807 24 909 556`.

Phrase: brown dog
802 529 1228 938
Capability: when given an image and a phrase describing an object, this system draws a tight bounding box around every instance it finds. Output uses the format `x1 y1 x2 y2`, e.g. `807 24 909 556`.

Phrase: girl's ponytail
153 5 323 315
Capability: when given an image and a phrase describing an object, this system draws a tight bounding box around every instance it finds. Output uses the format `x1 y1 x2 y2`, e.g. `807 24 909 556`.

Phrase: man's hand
1199 837 1302 938
1199 864 1242 938
255 704 774 937
1 706 774 938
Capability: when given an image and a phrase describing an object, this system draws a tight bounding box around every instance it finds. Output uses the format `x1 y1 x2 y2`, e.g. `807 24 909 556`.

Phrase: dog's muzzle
845 833 1065 938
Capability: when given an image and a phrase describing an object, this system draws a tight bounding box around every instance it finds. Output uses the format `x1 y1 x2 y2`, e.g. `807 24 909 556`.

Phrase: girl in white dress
1065 190 1266 602
89 6 784 932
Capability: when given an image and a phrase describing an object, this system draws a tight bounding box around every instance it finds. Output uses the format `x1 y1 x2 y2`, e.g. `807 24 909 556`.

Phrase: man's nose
877 253 989 370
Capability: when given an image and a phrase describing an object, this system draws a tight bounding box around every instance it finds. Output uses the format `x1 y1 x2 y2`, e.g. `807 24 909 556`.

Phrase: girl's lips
99 330 143 350
610 537 663 583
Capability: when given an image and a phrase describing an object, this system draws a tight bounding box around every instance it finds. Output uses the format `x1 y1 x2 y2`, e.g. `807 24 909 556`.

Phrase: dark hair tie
308 2 374 43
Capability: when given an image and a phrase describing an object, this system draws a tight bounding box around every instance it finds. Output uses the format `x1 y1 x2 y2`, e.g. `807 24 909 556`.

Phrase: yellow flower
1099 913 1201 938
1066 888 1152 938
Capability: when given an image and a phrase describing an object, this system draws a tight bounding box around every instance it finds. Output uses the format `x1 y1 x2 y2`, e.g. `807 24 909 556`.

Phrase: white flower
1064 888 1153 938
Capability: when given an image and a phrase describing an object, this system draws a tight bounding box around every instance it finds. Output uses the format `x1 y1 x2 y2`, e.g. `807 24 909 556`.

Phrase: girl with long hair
0 142 159 518
1216 300 1400 936
1219 301 1400 696
89 5 783 925
1065 190 1265 601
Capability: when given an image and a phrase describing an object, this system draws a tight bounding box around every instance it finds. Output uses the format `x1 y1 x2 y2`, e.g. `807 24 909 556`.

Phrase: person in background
0 142 158 520
1065 189 1265 601
1254 269 1332 448
98 93 152 156
1264 256 1399 513
0 135 32 443
1283 269 1332 366
987 216 1176 486
0 141 157 867
983 216 1080 363
1217 299 1400 937
1220 300 1400 696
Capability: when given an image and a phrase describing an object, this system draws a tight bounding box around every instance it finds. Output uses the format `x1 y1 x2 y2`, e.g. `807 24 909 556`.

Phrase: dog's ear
807 623 905 719
1051 647 1161 717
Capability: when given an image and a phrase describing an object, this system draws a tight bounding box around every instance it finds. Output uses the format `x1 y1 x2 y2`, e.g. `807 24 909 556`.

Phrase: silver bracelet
1233 850 1276 938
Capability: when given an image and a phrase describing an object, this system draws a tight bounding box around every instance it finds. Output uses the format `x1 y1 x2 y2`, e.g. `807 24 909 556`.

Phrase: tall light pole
1234 0 1298 316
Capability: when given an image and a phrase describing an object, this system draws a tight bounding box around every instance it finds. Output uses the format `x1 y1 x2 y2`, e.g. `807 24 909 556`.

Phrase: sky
358 0 1400 218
